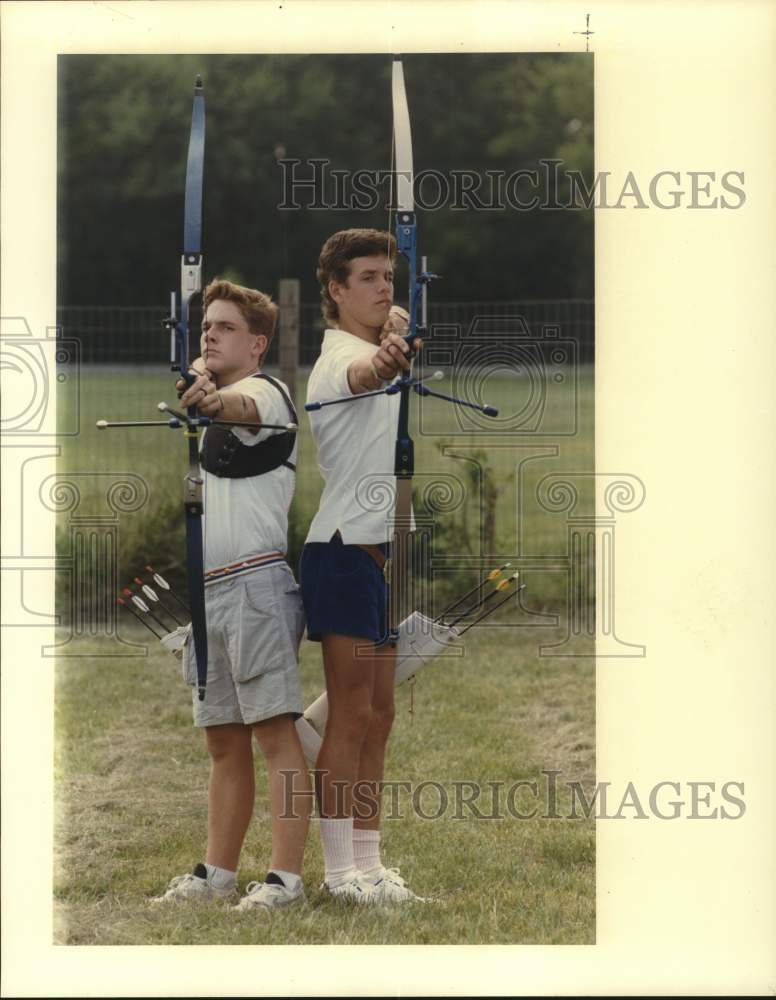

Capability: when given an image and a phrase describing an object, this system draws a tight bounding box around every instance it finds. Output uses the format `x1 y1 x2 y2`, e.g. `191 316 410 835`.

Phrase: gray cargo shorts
182 562 305 728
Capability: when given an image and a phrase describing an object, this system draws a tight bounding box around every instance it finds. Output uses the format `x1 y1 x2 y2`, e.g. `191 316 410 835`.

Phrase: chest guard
200 373 298 479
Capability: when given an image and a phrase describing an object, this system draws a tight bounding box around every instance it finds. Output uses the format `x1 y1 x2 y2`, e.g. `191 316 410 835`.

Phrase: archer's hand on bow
177 371 223 417
374 329 422 376
348 327 423 395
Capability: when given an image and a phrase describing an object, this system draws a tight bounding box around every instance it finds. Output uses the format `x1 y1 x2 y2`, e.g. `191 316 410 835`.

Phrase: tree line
58 53 593 308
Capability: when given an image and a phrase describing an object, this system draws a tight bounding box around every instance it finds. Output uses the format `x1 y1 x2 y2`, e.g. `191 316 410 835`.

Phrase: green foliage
57 367 593 615
414 440 516 603
58 53 593 306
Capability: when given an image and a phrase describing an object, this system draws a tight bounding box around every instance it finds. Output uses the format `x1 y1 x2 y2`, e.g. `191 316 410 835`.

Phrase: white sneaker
234 878 305 912
151 865 237 904
320 871 377 904
365 866 427 903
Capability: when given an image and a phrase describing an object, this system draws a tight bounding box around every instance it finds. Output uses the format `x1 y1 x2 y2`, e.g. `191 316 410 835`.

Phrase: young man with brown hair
300 229 425 903
152 278 311 912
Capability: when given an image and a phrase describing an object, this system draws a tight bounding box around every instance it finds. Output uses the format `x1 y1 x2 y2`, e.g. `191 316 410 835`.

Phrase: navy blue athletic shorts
299 534 390 644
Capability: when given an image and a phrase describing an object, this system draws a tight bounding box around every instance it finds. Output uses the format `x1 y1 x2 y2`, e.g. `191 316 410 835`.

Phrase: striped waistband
204 551 286 585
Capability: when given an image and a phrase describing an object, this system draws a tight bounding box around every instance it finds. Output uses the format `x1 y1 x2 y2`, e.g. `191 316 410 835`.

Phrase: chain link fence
55 298 595 614
56 300 594 367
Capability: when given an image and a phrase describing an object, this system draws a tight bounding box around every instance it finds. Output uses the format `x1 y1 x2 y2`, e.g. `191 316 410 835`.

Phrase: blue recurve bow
99 77 297 699
389 58 500 635
98 77 208 698
166 76 208 700
306 58 498 641
388 57 424 638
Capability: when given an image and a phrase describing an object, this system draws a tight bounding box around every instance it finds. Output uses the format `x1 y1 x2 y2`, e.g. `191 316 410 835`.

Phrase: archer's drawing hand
190 356 211 377
177 371 222 417
380 305 410 340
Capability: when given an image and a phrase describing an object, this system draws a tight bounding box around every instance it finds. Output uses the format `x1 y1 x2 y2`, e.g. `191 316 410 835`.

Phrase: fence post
277 279 300 402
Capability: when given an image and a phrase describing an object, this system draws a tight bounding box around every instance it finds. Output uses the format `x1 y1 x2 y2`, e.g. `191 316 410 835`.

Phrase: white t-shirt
202 373 297 570
305 328 413 545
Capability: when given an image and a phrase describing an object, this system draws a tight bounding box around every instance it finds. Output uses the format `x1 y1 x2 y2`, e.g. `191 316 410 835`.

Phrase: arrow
447 572 520 628
456 582 527 635
145 565 190 614
133 576 185 627
117 596 165 639
122 587 170 634
435 563 512 622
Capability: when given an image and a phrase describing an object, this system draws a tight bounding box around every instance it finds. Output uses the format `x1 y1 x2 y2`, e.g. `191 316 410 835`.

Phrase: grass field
54 361 595 945
54 626 595 945
57 366 594 608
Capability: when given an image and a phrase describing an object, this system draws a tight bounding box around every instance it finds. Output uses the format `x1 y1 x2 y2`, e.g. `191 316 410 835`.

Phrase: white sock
319 816 356 887
204 862 236 889
269 869 302 892
353 828 382 879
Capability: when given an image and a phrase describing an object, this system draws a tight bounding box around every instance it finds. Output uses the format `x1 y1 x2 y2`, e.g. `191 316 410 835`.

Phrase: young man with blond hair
300 229 425 903
152 278 311 912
